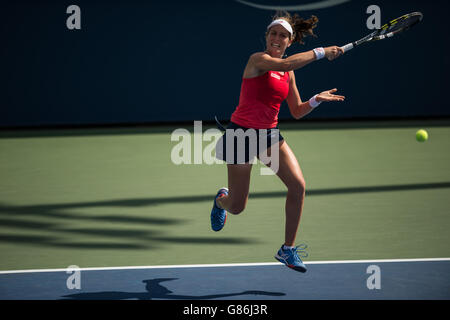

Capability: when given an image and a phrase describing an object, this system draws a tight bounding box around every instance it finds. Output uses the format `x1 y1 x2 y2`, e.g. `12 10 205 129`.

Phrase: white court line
0 257 449 275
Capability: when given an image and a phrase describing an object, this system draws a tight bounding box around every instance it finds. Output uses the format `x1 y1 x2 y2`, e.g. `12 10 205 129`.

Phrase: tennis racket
341 12 423 53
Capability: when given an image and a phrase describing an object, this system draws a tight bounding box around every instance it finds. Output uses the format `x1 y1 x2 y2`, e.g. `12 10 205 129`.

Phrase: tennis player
211 12 345 273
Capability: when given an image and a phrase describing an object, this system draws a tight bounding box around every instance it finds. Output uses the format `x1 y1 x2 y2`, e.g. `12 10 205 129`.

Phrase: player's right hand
324 46 345 60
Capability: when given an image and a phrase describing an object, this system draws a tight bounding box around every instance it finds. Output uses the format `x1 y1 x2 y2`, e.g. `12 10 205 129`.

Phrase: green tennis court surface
1 119 449 271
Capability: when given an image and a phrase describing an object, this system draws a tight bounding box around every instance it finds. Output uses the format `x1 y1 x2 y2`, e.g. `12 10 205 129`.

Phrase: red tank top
231 71 290 129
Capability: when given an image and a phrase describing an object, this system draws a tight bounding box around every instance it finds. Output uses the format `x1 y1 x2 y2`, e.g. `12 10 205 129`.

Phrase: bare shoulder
250 51 267 57
244 52 269 78
249 51 270 62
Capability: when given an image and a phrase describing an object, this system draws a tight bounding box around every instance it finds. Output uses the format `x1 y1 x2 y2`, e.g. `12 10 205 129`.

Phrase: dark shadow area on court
0 199 259 249
1 118 449 138
0 181 449 249
3 181 448 212
257 181 450 199
61 278 286 300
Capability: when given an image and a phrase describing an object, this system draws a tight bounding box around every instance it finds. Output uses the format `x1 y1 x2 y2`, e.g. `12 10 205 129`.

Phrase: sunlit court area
1 120 449 300
0 0 449 304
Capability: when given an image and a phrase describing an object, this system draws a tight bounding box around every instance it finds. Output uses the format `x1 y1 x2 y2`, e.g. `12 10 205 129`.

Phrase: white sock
283 245 295 250
215 195 224 209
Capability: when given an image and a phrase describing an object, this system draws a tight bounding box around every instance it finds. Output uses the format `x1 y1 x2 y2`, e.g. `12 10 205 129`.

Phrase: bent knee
287 178 306 196
228 202 247 215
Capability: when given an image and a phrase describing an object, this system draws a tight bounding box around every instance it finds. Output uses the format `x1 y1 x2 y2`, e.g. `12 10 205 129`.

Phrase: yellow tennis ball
416 129 428 142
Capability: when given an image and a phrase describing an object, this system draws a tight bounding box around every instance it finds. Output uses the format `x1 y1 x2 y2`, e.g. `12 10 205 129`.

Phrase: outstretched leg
262 140 308 272
273 141 306 246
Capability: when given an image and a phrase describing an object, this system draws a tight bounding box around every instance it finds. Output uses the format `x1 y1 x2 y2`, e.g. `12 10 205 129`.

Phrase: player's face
266 24 292 58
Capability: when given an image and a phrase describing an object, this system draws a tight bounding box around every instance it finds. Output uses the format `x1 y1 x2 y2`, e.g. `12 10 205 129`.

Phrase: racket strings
384 13 423 34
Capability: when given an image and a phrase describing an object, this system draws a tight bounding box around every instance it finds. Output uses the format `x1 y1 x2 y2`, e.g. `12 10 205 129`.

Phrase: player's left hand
316 88 345 102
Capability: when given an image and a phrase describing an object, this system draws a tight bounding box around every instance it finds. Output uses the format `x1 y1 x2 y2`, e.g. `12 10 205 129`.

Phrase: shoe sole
274 254 307 273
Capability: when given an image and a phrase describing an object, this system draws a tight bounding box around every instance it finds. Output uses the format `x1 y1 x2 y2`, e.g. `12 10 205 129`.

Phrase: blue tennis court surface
1 259 449 300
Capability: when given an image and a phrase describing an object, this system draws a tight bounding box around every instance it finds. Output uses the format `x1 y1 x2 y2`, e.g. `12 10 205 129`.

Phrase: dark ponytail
272 11 319 44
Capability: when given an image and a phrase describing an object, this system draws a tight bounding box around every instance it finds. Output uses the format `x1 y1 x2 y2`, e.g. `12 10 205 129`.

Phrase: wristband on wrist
313 47 325 60
309 94 322 108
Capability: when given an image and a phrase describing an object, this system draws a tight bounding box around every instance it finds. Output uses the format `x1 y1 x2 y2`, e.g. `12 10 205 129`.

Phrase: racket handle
341 43 354 53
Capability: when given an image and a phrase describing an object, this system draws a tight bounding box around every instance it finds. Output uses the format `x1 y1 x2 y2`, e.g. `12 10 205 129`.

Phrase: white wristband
309 94 322 108
313 47 325 60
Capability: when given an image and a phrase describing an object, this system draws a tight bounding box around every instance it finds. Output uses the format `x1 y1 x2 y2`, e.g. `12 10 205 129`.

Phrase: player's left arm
286 71 345 120
286 71 313 120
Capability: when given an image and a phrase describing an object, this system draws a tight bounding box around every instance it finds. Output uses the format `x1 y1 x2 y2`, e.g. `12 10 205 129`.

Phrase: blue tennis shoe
275 244 308 273
210 187 228 232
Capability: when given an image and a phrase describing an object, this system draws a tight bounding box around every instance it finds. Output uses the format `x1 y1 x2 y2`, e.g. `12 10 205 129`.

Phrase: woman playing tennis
211 12 345 272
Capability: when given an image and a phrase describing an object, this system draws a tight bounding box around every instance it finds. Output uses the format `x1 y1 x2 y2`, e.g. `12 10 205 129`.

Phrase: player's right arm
249 51 315 73
249 46 343 72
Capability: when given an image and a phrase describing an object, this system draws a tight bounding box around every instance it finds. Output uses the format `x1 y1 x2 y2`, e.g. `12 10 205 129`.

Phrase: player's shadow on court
61 278 286 300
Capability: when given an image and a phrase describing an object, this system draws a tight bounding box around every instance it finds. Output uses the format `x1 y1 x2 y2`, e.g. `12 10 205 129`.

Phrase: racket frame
341 12 422 53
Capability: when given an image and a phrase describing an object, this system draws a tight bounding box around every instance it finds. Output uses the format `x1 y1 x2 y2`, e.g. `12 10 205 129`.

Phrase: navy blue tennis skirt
215 122 284 164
